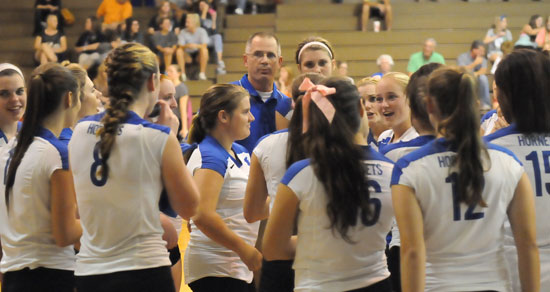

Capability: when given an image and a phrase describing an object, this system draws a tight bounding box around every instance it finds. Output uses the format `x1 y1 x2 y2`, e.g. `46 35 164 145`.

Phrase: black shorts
2 267 74 292
189 276 255 292
346 277 392 292
168 245 181 266
259 259 294 292
369 6 384 18
75 266 175 292
387 245 401 292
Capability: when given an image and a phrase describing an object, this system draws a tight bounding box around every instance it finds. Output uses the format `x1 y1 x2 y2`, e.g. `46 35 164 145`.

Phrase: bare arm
192 168 263 271
243 154 270 223
55 36 67 53
34 36 42 51
262 184 298 261
508 173 540 292
50 169 82 247
161 133 199 220
392 184 426 292
75 42 100 53
179 95 189 137
160 213 178 249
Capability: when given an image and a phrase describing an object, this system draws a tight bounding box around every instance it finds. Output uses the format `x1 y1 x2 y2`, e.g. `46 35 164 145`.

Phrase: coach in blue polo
230 32 292 153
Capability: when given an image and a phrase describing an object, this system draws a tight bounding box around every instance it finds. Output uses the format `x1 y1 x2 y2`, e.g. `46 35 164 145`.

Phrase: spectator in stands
96 0 133 30
148 1 180 35
515 15 543 48
484 15 513 63
295 36 336 77
34 0 63 36
176 14 209 81
491 40 513 74
34 14 67 65
122 18 144 44
75 16 103 70
457 40 490 109
361 0 392 32
276 65 294 97
97 29 122 61
372 54 393 78
406 38 445 75
336 61 355 84
536 16 550 50
154 17 179 71
166 64 192 137
199 0 226 75
229 32 292 153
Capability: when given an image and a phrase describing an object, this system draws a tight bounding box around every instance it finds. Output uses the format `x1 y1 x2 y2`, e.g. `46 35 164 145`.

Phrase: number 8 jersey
485 124 550 291
69 111 172 276
391 137 524 292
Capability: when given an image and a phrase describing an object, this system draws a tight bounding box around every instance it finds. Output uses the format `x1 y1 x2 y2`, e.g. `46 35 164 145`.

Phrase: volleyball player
376 72 418 151
392 67 540 292
69 43 199 292
485 49 550 291
263 77 394 291
184 84 261 291
295 37 336 78
0 64 26 148
0 64 82 292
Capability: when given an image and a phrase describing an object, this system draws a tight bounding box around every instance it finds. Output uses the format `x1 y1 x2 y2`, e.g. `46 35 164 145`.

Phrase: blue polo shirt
230 74 292 153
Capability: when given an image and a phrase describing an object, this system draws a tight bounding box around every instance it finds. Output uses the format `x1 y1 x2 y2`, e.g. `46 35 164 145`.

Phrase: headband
0 63 24 81
299 77 336 133
298 41 333 62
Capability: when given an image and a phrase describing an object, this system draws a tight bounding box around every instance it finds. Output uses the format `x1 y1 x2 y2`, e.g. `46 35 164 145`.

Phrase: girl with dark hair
0 64 26 148
68 43 199 291
485 49 550 292
392 67 539 292
75 17 103 70
123 18 144 44
516 15 544 48
295 36 336 77
244 72 323 292
34 14 67 65
185 84 261 291
0 64 82 292
263 77 394 292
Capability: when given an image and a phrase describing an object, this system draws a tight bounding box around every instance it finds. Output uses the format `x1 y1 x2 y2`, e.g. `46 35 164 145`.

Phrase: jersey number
90 142 108 187
362 180 382 226
525 150 550 196
446 173 484 221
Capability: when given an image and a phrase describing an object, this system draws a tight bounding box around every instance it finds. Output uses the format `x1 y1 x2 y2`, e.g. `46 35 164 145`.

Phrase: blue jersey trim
59 128 73 145
0 129 7 144
281 159 311 185
37 127 69 170
198 136 249 176
77 111 170 134
480 109 497 124
390 138 450 185
78 111 106 123
254 128 289 149
360 145 394 164
181 142 198 156
483 124 519 143
379 135 436 156
367 131 378 147
486 142 523 166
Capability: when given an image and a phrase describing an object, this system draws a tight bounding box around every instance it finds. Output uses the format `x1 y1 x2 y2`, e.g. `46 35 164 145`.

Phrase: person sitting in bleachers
148 1 180 35
406 38 445 76
176 13 209 81
34 13 67 65
96 0 133 30
515 15 543 49
484 15 513 63
536 16 550 50
75 16 103 70
122 18 144 44
154 17 179 72
33 0 63 36
457 40 490 110
199 0 226 75
372 54 393 78
361 0 392 32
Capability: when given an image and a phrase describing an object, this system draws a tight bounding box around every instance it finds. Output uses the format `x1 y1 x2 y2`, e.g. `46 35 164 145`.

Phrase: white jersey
0 128 76 273
252 129 288 211
185 135 259 284
379 135 435 248
69 111 171 276
282 146 394 291
0 122 21 149
484 124 550 291
377 127 419 153
391 138 523 291
480 109 498 136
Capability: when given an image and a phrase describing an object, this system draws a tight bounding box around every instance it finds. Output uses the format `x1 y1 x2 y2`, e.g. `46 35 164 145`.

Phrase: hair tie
298 41 333 62
299 77 336 133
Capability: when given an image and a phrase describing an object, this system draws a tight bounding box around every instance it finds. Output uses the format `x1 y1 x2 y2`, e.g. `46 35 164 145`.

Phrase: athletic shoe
198 72 207 80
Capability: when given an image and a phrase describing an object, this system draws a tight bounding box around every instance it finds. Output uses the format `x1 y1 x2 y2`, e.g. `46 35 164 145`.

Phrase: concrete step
277 3 358 18
225 14 276 28
224 27 275 42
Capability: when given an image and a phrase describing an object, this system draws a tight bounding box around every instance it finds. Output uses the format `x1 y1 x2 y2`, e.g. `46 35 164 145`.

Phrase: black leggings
189 276 255 292
259 259 294 292
387 246 401 292
2 267 74 292
346 277 392 292
76 266 175 292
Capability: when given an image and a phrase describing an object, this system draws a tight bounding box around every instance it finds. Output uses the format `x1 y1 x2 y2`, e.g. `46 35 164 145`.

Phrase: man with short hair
230 32 292 153
407 38 445 75
457 40 491 109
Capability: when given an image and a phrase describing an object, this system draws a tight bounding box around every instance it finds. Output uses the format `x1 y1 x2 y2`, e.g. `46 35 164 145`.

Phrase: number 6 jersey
69 111 171 276
391 137 523 292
